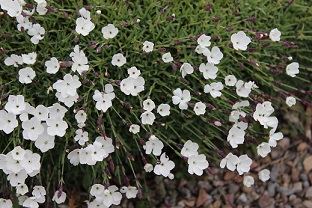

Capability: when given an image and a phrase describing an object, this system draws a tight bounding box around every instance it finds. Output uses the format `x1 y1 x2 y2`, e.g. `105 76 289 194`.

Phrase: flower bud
204 3 212 11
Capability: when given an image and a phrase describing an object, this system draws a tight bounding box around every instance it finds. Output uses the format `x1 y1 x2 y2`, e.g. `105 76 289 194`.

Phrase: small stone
222 205 232 208
278 137 290 149
213 200 221 208
301 173 309 182
304 181 310 188
228 183 240 194
271 148 282 159
213 180 224 186
258 191 274 208
237 193 248 204
289 194 297 201
297 142 308 152
268 182 277 197
291 168 300 182
303 155 312 172
305 187 312 198
242 186 253 193
292 182 303 193
303 200 312 208
224 171 236 181
271 165 280 181
252 192 260 200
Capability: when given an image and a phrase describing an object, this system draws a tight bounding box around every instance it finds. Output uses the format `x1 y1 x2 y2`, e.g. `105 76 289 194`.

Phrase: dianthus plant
0 0 311 207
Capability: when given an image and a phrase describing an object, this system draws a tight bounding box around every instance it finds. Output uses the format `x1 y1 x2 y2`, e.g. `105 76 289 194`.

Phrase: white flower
142 41 154 52
20 150 41 174
75 110 87 124
197 34 211 47
78 7 91 19
90 184 104 198
101 185 122 207
127 66 140 78
285 96 296 107
23 197 39 208
199 63 218 80
145 135 163 156
204 82 224 98
94 136 114 155
52 74 81 97
231 31 251 51
32 185 46 198
162 52 173 63
286 62 299 77
4 54 23 67
224 75 237 86
5 95 26 115
7 169 27 186
243 176 254 187
16 15 32 31
0 0 22 17
257 142 271 157
36 4 48 15
172 88 191 110
204 46 223 65
45 57 60 74
220 152 240 171
144 163 153 172
195 45 209 54
143 99 155 111
235 80 252 98
180 63 194 78
181 140 199 157
102 24 118 39
52 190 66 204
75 17 95 36
35 124 55 152
129 124 140 134
70 45 89 75
19 67 36 84
27 24 45 44
157 104 170 116
11 146 26 161
67 149 80 166
236 154 252 175
227 126 245 148
0 198 13 208
187 154 209 176
22 52 37 64
194 102 206 115
22 117 44 141
16 184 29 195
74 129 89 145
93 90 114 112
0 110 19 134
33 105 49 121
120 186 138 199
140 111 155 125
269 28 281 42
253 102 274 128
111 53 126 67
48 103 67 119
154 153 175 177
46 117 68 137
258 169 270 182
268 131 283 147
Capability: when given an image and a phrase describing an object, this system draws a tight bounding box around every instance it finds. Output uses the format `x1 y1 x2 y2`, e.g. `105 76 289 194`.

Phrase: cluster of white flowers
0 146 40 196
181 140 209 176
120 66 145 96
89 184 122 207
70 45 90 75
0 1 303 204
75 7 95 36
93 84 115 112
67 137 114 166
53 73 81 107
